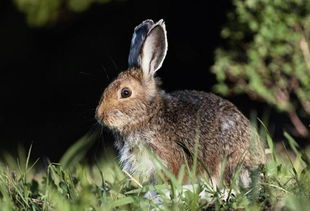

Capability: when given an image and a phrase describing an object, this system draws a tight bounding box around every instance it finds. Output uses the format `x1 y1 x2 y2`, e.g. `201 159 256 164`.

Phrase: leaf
284 132 300 157
109 196 135 208
60 131 98 168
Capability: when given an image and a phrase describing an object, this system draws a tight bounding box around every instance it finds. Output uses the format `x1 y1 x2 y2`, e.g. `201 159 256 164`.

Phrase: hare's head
96 19 168 130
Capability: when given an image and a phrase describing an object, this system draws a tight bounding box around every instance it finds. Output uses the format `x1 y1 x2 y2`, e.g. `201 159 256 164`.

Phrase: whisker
109 56 120 71
79 72 98 81
100 64 110 81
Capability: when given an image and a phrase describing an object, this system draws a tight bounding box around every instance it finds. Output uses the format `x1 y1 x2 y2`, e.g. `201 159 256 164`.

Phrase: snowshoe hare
96 19 265 186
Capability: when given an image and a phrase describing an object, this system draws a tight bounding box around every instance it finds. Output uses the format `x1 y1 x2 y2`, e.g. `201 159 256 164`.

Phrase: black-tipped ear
140 19 168 76
128 19 154 68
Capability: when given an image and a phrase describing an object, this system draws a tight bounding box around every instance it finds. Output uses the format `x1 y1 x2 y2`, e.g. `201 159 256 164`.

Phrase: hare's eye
120 87 132 98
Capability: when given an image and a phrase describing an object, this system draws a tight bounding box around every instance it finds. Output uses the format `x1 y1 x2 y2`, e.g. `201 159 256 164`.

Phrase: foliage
0 131 309 210
212 0 310 137
12 0 111 27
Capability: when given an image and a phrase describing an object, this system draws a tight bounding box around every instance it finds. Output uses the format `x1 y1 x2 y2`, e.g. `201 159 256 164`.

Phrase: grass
0 130 310 211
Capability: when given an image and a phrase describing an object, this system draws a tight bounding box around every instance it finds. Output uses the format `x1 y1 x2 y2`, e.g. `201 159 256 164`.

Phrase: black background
0 0 292 161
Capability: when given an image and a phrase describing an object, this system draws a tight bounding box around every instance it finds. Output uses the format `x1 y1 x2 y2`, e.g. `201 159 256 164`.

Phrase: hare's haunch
96 19 265 186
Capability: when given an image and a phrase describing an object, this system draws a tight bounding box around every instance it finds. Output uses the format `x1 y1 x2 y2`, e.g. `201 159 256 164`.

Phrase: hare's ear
128 19 154 68
141 20 168 77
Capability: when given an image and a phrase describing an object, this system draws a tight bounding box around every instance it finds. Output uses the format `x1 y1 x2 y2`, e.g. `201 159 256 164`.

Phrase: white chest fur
117 131 163 181
119 143 155 180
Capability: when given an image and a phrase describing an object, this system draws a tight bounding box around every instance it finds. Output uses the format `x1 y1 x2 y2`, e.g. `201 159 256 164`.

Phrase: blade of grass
60 132 98 168
109 196 135 208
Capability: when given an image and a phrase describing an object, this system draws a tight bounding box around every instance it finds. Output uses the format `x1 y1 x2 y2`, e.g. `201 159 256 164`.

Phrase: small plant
212 0 310 137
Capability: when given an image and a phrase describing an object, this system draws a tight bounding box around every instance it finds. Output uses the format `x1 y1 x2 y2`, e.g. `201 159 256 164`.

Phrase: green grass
0 130 310 211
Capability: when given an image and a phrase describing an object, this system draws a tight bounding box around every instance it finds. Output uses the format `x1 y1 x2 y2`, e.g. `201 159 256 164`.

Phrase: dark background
0 0 290 161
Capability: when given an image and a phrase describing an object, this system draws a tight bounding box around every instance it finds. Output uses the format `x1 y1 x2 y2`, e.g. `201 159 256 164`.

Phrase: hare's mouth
95 108 110 126
95 113 105 126
95 110 127 129
96 115 116 129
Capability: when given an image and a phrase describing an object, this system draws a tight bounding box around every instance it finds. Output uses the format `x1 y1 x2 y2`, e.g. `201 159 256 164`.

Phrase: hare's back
170 90 240 115
170 90 224 106
169 90 251 145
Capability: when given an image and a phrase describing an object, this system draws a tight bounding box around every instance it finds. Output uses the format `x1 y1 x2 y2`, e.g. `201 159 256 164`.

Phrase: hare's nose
95 104 106 121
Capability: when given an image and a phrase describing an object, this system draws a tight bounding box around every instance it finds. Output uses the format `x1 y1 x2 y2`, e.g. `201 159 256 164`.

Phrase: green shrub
212 0 310 137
